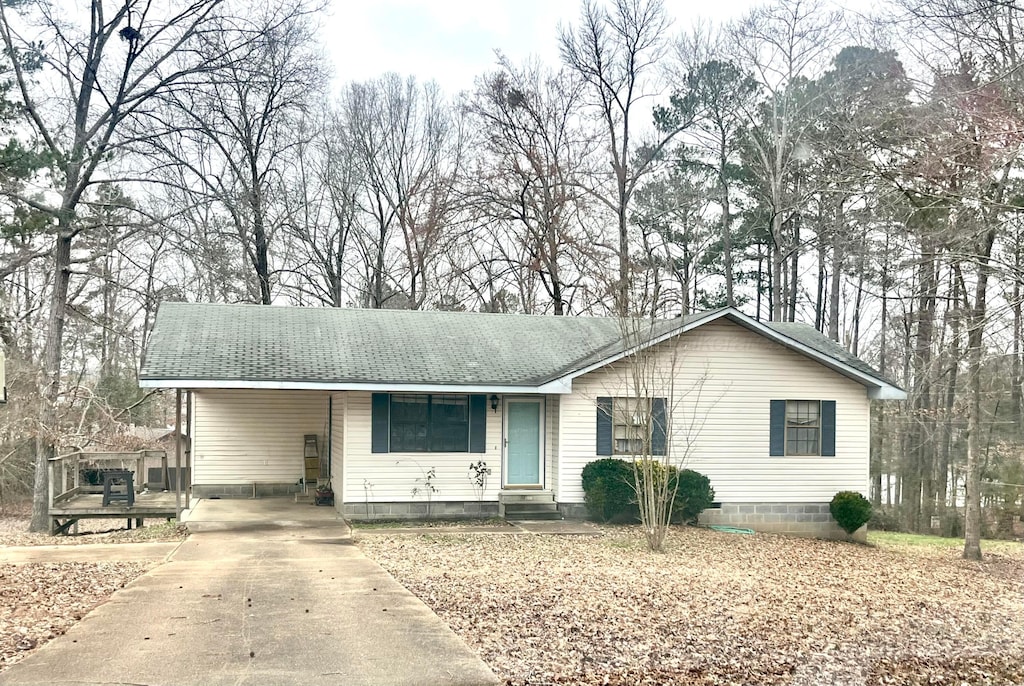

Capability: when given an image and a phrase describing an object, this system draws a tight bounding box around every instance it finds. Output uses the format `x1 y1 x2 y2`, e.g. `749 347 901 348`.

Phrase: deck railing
48 450 168 509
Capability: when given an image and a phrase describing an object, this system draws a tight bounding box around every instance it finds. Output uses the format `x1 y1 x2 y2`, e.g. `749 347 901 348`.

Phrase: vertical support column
175 388 182 520
185 390 192 510
47 457 56 521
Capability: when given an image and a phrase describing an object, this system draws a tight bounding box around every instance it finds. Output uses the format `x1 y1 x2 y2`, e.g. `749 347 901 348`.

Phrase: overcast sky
322 0 762 93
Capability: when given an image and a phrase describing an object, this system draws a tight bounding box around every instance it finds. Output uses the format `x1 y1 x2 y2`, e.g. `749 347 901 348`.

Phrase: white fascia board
550 307 907 399
138 378 573 394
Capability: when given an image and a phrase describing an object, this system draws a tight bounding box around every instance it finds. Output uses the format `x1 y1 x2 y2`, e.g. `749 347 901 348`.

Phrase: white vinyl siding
557 319 870 504
546 395 559 493
192 390 329 485
330 393 345 502
343 391 503 503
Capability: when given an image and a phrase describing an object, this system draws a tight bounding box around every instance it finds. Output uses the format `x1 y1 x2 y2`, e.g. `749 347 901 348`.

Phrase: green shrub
830 491 872 534
671 469 715 524
582 459 716 525
581 458 634 522
868 505 899 532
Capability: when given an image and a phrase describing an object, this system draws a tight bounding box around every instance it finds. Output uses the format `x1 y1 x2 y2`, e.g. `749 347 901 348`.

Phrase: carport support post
185 391 192 510
175 389 182 520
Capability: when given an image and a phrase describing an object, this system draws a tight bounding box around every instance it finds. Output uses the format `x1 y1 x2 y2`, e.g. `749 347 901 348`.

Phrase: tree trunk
1013 234 1022 439
30 231 73 532
906 241 938 532
871 269 888 506
871 404 883 506
814 240 825 332
720 153 733 307
771 214 784 321
964 228 997 561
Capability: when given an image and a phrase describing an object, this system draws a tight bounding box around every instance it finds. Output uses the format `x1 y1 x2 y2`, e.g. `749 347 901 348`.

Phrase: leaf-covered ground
0 511 180 672
0 515 187 546
0 561 151 672
358 527 1024 685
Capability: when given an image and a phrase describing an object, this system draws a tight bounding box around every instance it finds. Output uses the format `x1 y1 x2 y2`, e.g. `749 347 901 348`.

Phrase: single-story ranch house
138 303 905 538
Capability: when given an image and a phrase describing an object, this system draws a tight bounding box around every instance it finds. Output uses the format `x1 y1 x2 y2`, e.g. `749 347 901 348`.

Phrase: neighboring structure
139 303 905 539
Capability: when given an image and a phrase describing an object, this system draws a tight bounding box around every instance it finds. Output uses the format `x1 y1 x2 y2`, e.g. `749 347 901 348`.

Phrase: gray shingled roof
139 302 897 390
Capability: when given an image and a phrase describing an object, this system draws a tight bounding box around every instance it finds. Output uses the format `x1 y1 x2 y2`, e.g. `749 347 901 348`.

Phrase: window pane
429 395 468 451
387 394 469 453
785 400 820 455
786 427 820 455
787 401 819 426
390 395 426 452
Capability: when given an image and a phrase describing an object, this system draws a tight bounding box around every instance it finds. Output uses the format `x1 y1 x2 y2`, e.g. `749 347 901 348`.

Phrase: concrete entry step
502 501 562 521
498 489 555 503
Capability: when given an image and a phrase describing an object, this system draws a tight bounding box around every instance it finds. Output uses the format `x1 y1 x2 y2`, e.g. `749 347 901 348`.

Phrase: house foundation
342 501 499 520
698 502 865 542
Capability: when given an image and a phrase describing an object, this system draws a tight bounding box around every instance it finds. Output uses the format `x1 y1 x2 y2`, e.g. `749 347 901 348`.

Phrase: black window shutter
651 397 667 456
469 394 486 453
596 397 613 456
769 400 786 456
371 393 390 454
820 400 836 456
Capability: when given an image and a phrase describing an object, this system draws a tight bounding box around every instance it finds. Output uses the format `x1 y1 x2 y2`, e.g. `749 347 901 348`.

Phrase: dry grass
359 526 1024 685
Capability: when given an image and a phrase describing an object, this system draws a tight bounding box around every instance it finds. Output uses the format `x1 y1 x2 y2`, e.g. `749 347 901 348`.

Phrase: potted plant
314 480 334 506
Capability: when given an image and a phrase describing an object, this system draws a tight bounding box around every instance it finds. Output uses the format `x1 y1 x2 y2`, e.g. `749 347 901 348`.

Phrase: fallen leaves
0 516 187 547
0 561 150 671
359 527 1024 685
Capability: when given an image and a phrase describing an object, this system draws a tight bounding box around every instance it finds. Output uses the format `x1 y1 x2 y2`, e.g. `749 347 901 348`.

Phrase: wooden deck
49 491 180 518
47 450 186 534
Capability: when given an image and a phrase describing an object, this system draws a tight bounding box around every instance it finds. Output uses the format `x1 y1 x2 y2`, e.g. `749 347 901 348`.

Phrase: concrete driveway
2 500 498 686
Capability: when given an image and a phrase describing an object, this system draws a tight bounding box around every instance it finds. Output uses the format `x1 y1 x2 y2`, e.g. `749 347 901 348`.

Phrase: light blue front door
505 399 542 486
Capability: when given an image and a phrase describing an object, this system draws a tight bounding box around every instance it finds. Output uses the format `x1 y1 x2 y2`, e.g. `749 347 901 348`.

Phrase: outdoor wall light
490 394 499 412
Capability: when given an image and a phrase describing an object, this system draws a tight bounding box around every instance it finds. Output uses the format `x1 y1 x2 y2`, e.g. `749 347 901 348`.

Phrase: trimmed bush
581 458 634 522
582 458 715 525
672 469 715 524
830 491 872 534
635 464 715 524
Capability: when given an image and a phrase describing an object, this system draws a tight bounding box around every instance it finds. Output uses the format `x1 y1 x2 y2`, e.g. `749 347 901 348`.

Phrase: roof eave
138 378 574 394
867 385 908 400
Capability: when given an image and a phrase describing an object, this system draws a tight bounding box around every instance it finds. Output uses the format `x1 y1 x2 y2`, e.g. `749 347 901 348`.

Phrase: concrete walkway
0 540 181 563
2 502 498 686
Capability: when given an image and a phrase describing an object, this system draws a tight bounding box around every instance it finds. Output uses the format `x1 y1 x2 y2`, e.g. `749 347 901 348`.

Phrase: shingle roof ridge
159 301 629 323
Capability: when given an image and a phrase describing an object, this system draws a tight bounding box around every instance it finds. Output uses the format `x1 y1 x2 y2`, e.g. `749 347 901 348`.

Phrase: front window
390 394 469 452
785 400 820 456
613 397 652 455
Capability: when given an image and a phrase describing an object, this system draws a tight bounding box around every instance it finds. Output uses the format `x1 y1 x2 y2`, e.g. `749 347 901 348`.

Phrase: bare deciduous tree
467 56 594 315
0 0 247 532
560 0 691 315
